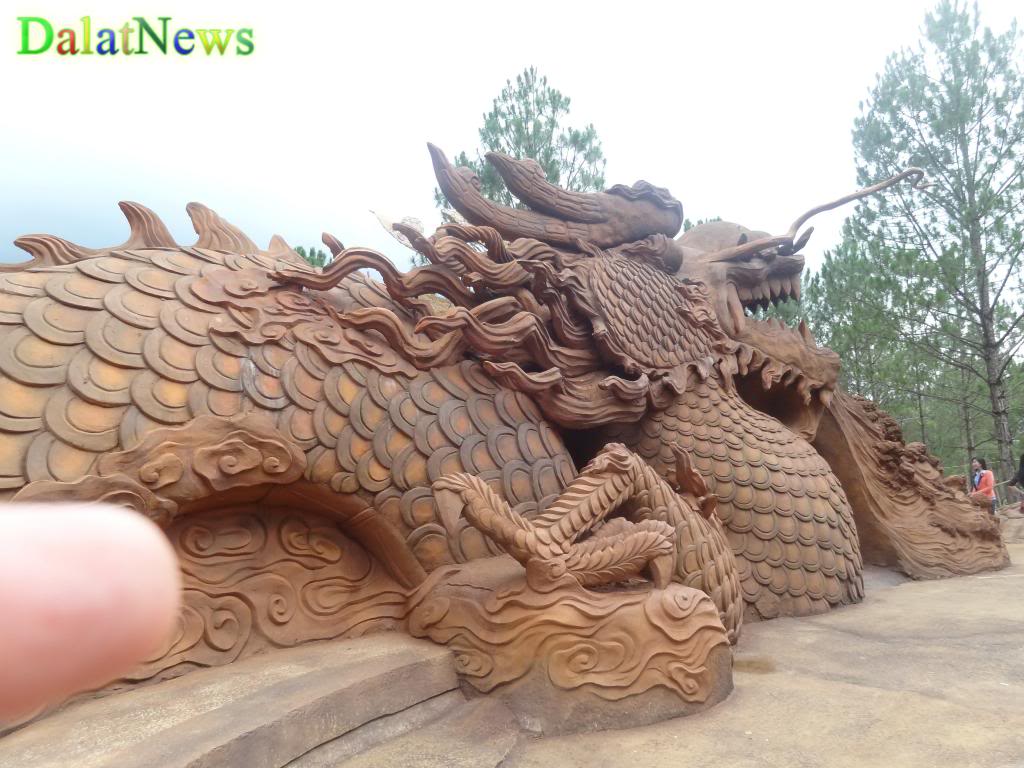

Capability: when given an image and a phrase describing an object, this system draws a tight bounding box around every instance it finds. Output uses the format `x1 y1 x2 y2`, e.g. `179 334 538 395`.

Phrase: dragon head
672 220 840 437
360 146 926 441
664 169 928 436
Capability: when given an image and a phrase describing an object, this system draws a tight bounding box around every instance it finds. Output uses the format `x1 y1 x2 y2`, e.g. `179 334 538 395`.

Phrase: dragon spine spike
266 234 291 255
8 234 97 270
7 200 178 272
118 201 178 248
186 202 260 253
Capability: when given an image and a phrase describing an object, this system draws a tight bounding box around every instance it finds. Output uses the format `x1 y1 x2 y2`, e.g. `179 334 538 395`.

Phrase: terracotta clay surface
0 144 1006 725
812 390 1006 576
408 556 732 735
117 505 408 689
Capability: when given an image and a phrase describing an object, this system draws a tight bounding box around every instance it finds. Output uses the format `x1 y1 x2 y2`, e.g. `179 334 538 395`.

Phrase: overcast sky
1 0 1019 272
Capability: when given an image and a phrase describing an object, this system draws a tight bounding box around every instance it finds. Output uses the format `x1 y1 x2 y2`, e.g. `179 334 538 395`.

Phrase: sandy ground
506 544 1024 768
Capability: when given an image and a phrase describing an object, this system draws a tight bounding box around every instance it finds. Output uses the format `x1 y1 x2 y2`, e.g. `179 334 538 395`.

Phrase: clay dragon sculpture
0 145 1007 727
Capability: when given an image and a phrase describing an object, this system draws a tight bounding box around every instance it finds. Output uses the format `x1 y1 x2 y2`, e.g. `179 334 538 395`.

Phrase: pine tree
436 67 606 210
849 0 1024 480
295 245 329 269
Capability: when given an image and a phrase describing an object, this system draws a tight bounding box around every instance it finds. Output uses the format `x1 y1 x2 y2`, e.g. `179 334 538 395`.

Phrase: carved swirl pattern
115 506 408 688
408 568 729 702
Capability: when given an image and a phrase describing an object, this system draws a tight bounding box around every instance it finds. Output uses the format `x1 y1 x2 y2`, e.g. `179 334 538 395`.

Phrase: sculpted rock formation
407 556 733 734
813 391 1005 576
0 144 1008 728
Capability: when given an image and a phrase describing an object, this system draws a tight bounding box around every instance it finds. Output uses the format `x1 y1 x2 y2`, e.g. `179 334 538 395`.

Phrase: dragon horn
485 151 606 223
428 143 682 249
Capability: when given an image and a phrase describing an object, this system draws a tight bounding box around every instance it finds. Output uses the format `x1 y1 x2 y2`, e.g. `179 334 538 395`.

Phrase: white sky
0 0 1019 271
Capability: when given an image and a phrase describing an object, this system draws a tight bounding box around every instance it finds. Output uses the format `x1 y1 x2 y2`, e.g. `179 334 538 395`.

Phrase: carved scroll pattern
409 569 729 702
110 505 408 689
12 414 308 525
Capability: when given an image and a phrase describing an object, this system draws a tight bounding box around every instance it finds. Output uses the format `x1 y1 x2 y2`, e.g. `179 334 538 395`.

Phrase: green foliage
801 224 1024 478
775 1 1024 483
436 67 607 210
295 245 329 269
794 0 1024 482
682 216 722 232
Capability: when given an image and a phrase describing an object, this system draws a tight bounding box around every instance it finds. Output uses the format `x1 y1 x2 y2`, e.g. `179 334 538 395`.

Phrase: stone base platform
0 633 518 768
5 547 1021 767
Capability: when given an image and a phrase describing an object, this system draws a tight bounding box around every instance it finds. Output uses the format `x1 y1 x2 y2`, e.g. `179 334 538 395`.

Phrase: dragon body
0 147 1007 699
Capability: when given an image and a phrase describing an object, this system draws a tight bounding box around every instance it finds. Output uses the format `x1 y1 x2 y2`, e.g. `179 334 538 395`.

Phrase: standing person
971 457 997 515
1006 453 1024 515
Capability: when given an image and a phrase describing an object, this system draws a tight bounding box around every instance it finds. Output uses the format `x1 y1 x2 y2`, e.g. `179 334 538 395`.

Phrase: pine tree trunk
960 368 975 490
970 224 1014 483
958 125 1015 484
916 386 927 445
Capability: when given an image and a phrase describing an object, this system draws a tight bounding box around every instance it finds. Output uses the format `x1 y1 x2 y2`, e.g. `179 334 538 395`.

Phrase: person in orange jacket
971 457 997 514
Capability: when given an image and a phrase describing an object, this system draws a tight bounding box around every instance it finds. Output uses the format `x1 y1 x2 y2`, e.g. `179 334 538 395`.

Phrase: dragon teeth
726 283 746 333
798 319 815 345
